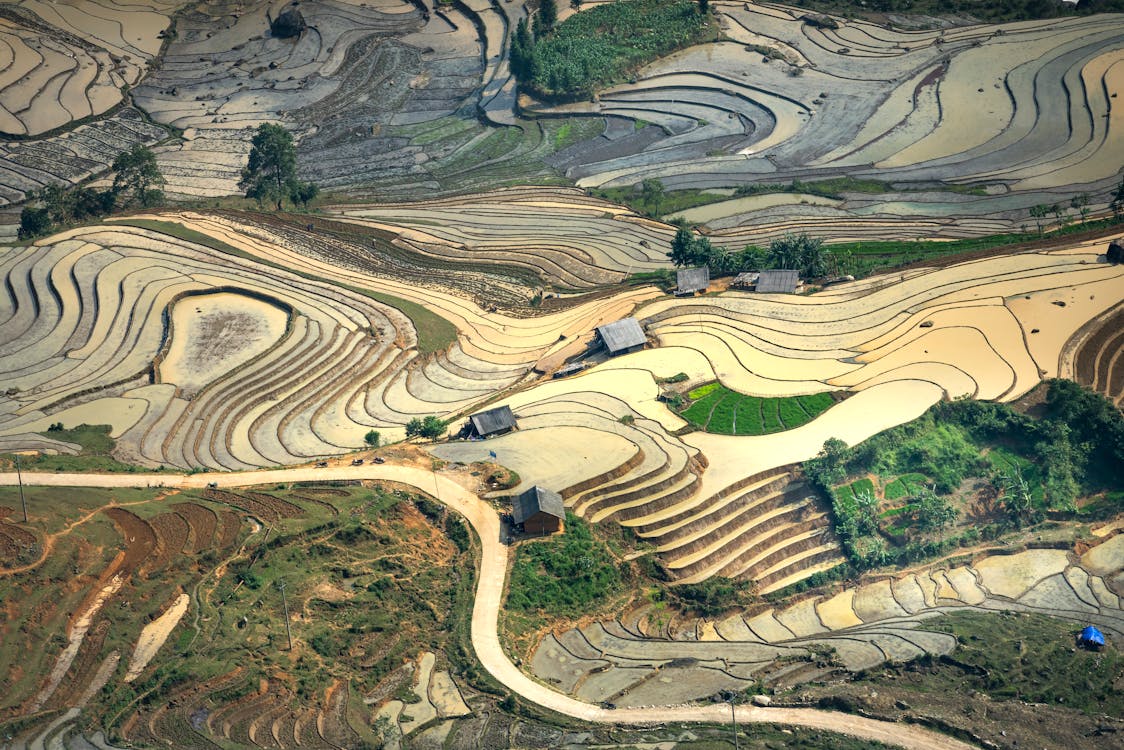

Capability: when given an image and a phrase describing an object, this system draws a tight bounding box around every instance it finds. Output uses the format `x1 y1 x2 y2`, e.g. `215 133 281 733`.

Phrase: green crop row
678 383 837 435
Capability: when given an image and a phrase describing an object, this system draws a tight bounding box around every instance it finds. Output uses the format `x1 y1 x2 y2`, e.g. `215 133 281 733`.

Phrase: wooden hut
513 486 565 535
468 405 517 438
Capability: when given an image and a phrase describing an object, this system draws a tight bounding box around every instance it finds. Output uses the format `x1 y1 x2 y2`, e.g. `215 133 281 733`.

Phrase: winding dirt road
0 467 976 749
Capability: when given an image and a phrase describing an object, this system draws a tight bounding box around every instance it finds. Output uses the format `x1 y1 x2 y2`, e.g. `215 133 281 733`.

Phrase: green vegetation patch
866 610 1122 715
677 382 838 435
806 381 1124 571
526 0 713 98
0 424 166 474
883 472 927 501
507 513 623 616
108 218 457 353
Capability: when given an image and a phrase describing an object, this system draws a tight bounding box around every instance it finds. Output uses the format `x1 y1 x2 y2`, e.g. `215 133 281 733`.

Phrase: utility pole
731 699 739 750
15 455 27 524
278 580 293 651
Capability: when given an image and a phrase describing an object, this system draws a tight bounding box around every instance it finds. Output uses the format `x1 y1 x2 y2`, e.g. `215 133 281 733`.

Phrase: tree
698 0 709 13
914 488 957 535
1071 192 1090 224
639 178 665 217
806 437 849 486
240 123 304 210
767 232 828 277
290 180 319 208
112 145 165 208
18 206 51 240
1029 203 1049 235
420 415 447 441
363 430 380 447
533 0 557 38
1051 202 1068 228
406 416 447 441
1112 176 1124 218
668 225 709 267
510 18 535 80
854 488 879 535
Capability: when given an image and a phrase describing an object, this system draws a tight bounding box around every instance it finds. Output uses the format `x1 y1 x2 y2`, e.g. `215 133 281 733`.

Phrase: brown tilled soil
0 523 36 563
214 509 242 550
147 512 190 571
202 489 303 523
102 508 157 576
172 502 218 553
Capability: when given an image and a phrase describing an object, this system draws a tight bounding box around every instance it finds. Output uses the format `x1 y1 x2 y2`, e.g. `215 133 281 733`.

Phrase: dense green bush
667 577 752 616
520 0 711 97
507 513 622 615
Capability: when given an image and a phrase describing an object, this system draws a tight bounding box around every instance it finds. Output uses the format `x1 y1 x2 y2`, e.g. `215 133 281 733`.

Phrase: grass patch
848 477 875 500
0 424 168 474
506 513 623 616
861 610 1122 715
883 472 928 501
108 218 457 353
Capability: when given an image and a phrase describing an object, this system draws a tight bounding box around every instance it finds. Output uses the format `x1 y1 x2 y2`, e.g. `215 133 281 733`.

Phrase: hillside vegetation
517 0 714 98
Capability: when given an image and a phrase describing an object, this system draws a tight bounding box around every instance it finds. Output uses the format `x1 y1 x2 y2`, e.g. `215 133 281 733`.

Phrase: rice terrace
2 0 1124 748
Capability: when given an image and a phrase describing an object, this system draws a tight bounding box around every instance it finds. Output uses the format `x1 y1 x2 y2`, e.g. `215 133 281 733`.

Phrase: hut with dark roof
513 486 565 535
467 405 517 438
596 318 646 356
676 266 710 296
755 269 801 294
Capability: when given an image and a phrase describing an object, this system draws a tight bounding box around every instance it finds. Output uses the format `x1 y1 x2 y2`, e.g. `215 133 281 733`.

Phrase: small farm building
468 405 517 438
731 272 759 289
513 486 565 535
596 318 646 355
755 269 802 294
676 266 710 295
1078 625 1105 650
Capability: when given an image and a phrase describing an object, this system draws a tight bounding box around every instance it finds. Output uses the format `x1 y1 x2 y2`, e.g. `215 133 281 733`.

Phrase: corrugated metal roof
469 405 516 436
676 266 710 294
596 318 646 354
755 269 801 294
513 486 565 524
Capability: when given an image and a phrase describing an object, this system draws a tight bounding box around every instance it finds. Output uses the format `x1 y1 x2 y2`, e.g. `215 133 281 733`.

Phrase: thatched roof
513 486 565 524
596 318 646 353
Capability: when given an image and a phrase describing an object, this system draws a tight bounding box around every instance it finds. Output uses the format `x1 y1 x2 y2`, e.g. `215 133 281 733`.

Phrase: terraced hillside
532 538 1124 706
534 3 1124 239
0 0 179 136
0 481 479 750
0 218 658 469
1066 302 1124 406
330 187 675 289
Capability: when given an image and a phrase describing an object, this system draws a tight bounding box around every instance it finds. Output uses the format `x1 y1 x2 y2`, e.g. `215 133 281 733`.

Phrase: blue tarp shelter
1078 625 1105 649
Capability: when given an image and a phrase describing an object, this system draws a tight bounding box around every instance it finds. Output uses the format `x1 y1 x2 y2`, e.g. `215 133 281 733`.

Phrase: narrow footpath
0 467 976 750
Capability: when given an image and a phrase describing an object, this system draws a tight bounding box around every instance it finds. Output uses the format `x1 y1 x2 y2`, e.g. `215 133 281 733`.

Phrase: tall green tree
111 145 165 208
511 18 535 81
1111 176 1124 218
1029 203 1049 235
767 232 827 276
639 178 664 217
538 0 557 32
668 225 710 267
240 123 301 210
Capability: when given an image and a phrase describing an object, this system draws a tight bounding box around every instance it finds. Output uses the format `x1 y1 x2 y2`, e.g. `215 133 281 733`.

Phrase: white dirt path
0 467 973 750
